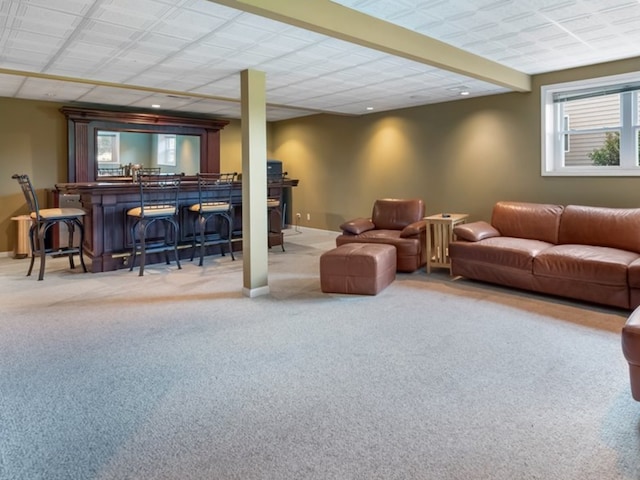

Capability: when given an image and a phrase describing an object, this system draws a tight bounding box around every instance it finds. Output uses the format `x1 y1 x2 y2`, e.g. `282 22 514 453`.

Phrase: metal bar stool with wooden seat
126 173 182 276
188 172 237 266
11 173 87 280
267 172 286 252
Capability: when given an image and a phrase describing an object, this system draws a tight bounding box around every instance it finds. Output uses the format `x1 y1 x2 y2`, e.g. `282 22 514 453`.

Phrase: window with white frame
541 72 640 176
96 131 120 165
157 134 177 166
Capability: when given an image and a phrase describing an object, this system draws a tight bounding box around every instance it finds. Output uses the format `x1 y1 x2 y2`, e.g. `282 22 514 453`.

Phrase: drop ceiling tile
6 3 82 34
92 0 173 30
18 77 94 101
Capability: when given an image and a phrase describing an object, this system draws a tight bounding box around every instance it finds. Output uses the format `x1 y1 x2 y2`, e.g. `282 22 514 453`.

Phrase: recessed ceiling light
366 106 374 111
460 91 470 96
151 104 161 108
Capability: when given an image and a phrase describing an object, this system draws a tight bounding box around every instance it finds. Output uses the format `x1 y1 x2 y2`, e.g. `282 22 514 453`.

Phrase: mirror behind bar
61 106 229 183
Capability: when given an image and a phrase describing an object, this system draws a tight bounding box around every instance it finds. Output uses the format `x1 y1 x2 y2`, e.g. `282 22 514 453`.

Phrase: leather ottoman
622 306 640 401
320 243 396 295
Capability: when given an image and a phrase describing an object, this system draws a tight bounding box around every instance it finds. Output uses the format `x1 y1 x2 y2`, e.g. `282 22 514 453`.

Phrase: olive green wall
0 100 244 254
271 57 640 231
0 99 67 254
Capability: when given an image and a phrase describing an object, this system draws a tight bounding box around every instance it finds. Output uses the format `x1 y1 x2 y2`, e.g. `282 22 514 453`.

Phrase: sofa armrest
400 219 427 238
453 221 500 242
340 217 376 235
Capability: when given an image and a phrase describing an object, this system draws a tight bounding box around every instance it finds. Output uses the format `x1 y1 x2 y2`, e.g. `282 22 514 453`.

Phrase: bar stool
267 172 286 252
126 173 182 276
11 173 87 280
188 172 237 266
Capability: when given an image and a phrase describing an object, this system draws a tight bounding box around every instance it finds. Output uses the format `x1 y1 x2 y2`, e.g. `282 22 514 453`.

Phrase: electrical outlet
296 212 301 219
306 213 311 221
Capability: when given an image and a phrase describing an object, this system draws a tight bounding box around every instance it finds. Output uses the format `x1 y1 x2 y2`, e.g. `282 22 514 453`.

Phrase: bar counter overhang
56 178 298 273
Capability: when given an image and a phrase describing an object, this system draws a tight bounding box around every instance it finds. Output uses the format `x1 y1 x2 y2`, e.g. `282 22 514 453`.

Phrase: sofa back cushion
491 201 564 244
372 198 425 230
558 205 640 253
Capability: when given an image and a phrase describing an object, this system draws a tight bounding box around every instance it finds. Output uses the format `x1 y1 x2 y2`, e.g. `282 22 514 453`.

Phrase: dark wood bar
56 179 298 272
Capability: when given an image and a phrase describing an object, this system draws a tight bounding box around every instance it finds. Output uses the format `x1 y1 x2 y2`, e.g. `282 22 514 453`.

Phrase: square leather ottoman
320 243 396 295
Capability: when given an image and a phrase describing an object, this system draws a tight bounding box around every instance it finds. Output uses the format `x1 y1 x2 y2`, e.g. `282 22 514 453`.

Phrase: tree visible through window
541 72 640 176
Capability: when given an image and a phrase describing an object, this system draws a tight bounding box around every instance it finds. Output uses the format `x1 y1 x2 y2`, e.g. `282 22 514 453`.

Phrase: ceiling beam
209 0 531 92
0 68 331 116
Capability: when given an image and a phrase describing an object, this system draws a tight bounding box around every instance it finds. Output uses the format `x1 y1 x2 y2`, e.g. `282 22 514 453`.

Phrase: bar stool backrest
12 174 41 220
135 173 182 217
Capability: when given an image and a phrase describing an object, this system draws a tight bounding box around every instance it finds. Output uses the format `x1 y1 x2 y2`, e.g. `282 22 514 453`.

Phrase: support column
240 69 270 297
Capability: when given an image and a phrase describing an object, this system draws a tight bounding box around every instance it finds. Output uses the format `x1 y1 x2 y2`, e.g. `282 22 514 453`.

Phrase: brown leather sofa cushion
534 244 639 286
491 201 563 244
449 237 552 271
558 205 640 253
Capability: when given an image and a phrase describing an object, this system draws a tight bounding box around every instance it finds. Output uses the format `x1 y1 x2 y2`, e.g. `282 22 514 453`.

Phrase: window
96 131 120 165
541 72 640 176
157 134 177 166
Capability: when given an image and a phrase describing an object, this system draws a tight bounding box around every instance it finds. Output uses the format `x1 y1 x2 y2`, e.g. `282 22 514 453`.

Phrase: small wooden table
424 213 469 273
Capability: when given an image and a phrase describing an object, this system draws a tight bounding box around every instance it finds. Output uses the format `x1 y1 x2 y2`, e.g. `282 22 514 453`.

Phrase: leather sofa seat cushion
339 229 420 256
448 237 552 271
534 244 639 286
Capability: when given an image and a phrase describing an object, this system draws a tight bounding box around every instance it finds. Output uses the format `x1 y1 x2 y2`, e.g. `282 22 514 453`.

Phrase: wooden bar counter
56 178 298 272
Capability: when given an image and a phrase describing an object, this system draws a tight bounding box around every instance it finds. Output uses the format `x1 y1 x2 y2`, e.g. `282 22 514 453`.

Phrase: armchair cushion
454 221 500 242
340 217 376 235
400 219 427 238
372 198 425 230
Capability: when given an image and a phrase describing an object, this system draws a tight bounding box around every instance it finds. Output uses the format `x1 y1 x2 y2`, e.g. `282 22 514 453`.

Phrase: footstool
320 243 396 295
623 306 640 401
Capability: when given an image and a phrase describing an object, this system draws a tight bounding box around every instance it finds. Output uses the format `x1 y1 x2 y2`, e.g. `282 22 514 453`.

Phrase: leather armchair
336 198 427 272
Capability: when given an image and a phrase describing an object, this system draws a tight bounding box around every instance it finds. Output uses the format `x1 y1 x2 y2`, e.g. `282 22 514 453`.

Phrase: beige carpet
0 227 637 480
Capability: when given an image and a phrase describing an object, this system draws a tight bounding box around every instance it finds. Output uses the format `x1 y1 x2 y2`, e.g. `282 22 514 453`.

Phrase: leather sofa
622 308 640 400
336 198 427 272
449 201 640 309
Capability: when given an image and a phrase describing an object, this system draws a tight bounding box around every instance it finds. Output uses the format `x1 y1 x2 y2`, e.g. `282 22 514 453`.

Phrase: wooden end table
424 213 469 274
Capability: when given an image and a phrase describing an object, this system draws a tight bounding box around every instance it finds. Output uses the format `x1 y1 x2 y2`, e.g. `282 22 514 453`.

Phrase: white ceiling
0 0 639 121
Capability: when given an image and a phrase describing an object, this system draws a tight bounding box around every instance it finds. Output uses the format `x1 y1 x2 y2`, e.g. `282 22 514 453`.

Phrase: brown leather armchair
336 198 427 272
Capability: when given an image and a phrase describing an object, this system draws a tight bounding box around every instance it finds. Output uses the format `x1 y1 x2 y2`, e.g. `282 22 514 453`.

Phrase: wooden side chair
11 174 87 280
126 173 182 276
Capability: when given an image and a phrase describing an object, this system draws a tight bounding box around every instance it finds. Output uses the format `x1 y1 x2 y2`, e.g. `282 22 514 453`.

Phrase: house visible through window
157 134 177 166
541 72 640 176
